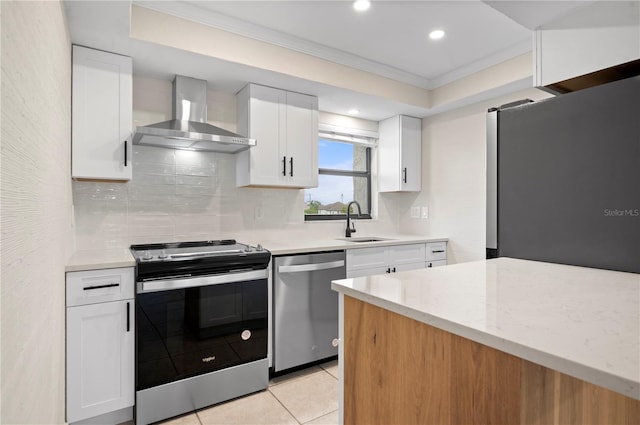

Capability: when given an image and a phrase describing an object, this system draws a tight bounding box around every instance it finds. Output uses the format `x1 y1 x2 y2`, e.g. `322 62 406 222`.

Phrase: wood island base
343 296 640 425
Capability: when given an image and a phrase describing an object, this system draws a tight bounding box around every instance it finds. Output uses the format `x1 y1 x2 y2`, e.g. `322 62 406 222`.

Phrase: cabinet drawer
347 247 387 271
389 244 426 265
394 262 426 272
66 267 134 307
346 266 391 278
425 242 447 261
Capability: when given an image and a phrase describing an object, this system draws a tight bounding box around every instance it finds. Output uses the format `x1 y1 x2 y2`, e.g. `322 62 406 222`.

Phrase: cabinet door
378 115 401 192
378 115 422 192
72 45 132 180
245 85 287 186
400 116 421 192
285 91 318 188
67 300 134 422
346 246 387 272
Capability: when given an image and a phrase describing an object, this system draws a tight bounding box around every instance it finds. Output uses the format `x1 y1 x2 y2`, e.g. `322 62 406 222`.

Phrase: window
305 136 372 220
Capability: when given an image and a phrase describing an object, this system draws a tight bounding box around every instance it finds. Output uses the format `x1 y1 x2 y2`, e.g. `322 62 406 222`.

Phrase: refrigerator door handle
486 108 498 257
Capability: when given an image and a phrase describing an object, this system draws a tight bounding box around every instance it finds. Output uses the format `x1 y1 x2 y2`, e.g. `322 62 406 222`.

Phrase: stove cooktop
130 240 266 262
130 240 270 281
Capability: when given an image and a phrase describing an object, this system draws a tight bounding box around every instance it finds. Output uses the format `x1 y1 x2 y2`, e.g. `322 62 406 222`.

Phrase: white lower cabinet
347 242 446 278
66 268 134 424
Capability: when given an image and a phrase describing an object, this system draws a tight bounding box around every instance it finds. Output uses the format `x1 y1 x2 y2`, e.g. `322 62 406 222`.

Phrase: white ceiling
64 0 593 121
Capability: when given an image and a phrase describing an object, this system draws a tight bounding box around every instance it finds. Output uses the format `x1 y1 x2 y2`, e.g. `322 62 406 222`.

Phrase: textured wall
1 2 72 423
73 77 399 250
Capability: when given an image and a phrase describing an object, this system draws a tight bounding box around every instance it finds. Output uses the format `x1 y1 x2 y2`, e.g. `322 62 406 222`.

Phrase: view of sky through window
305 139 369 216
307 140 354 205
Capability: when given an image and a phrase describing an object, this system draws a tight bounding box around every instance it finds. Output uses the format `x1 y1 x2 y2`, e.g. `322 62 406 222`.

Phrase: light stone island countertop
331 257 640 400
65 235 448 271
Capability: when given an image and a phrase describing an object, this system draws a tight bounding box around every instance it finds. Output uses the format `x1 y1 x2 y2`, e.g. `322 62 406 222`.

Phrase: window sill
304 214 372 222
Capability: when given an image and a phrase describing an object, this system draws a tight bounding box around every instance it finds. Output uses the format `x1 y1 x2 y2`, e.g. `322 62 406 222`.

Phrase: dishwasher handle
278 260 345 274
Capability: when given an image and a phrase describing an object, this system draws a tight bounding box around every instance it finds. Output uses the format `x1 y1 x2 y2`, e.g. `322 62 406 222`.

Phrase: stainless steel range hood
133 75 256 153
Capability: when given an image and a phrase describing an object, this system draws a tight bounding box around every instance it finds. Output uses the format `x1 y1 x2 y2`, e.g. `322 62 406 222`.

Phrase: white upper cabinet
236 84 318 188
72 45 132 180
378 115 421 192
534 1 640 92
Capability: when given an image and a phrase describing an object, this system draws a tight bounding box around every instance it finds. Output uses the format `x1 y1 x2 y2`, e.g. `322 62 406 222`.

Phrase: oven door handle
138 268 269 293
277 260 345 274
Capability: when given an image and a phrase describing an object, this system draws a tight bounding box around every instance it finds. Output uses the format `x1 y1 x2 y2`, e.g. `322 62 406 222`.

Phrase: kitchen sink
337 237 394 243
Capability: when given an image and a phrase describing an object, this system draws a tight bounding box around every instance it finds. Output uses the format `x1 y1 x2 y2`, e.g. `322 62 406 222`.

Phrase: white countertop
331 257 640 400
65 235 447 271
66 249 136 272
253 234 447 256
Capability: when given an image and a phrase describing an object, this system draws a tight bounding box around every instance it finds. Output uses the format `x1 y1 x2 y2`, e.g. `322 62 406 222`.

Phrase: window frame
305 142 373 221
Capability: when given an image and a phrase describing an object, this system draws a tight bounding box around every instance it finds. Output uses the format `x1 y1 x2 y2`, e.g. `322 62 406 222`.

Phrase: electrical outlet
421 206 429 219
410 206 420 218
254 206 263 221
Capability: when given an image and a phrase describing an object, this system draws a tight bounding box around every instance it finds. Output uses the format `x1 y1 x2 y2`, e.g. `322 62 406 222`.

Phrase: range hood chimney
133 75 256 153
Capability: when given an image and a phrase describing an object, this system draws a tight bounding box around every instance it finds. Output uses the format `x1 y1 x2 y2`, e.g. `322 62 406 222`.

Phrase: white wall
398 89 553 264
72 77 399 250
1 2 72 423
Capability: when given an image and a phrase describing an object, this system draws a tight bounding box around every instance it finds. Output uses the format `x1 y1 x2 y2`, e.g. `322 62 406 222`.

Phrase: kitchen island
332 258 640 425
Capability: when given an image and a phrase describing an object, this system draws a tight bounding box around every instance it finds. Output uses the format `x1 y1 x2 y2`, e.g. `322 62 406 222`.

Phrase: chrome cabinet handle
289 157 294 177
402 167 407 183
282 156 287 176
124 140 128 167
432 250 445 253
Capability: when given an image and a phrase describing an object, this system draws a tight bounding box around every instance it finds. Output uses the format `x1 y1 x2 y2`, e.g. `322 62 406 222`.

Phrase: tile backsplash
72 145 399 250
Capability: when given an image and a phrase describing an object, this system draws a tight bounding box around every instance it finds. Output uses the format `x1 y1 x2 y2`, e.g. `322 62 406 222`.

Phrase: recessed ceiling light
348 108 360 115
429 29 445 40
353 0 370 12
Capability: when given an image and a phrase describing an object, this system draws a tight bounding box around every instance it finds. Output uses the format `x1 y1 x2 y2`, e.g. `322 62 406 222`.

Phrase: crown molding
424 76 534 117
427 39 532 89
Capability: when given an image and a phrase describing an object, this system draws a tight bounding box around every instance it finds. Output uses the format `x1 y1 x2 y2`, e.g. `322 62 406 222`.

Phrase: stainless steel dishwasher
273 251 345 372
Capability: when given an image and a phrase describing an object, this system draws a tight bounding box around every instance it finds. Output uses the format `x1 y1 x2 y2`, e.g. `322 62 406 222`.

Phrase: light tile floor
127 360 339 425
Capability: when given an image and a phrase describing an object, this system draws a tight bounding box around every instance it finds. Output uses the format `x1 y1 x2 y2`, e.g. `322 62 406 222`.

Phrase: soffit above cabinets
64 1 593 120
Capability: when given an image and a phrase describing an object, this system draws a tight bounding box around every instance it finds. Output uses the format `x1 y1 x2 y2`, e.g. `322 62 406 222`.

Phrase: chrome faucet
345 201 362 238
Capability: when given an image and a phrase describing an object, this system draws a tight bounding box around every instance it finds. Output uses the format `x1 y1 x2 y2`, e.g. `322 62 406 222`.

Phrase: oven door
135 269 268 391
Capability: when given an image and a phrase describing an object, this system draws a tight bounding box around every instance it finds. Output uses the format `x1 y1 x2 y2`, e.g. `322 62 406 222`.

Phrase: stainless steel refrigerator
486 76 640 273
